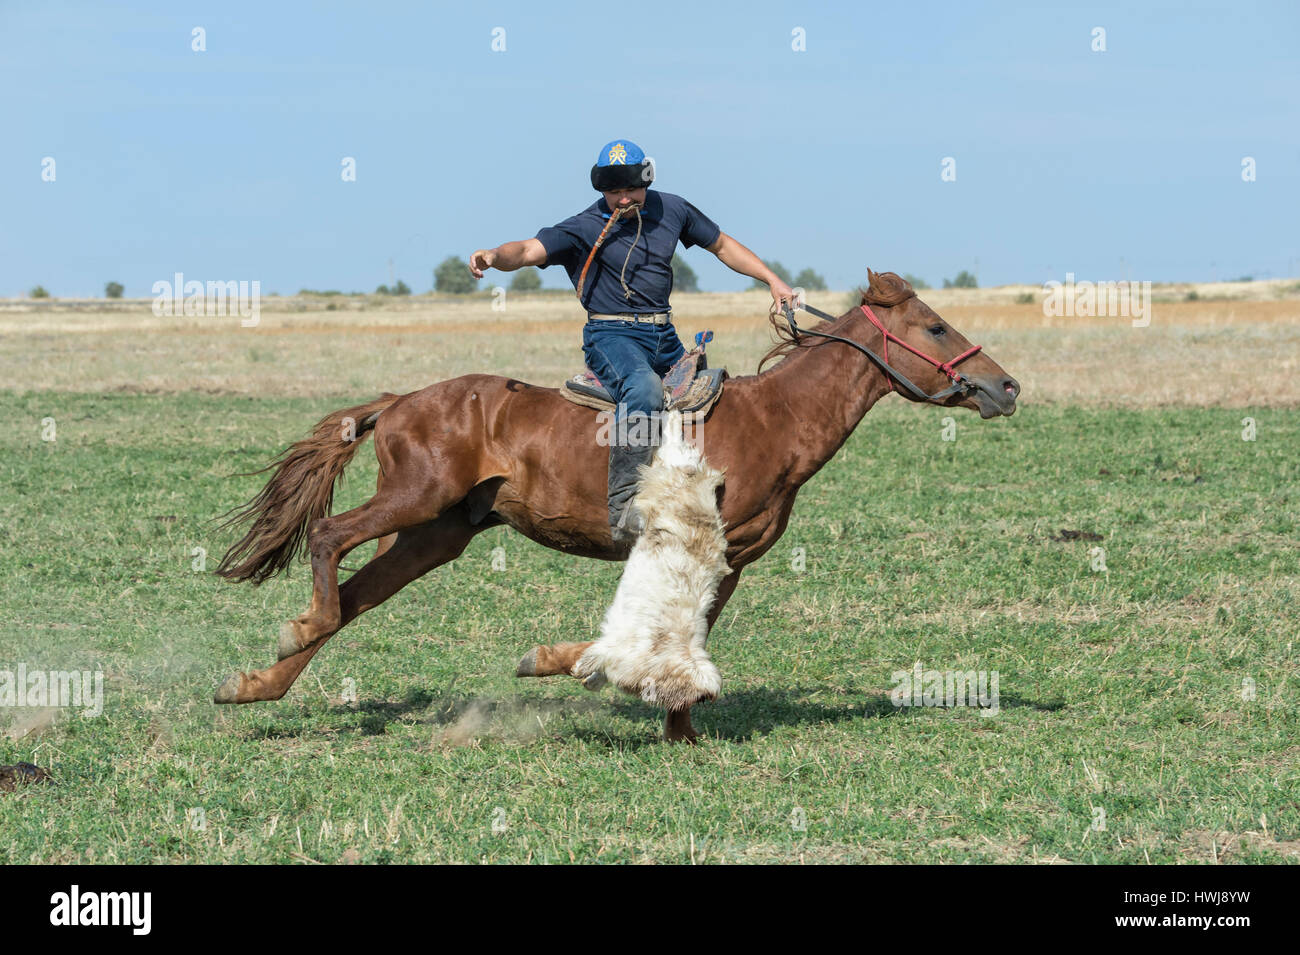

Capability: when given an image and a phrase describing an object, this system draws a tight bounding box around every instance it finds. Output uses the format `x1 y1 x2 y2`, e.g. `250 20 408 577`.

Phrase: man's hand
769 278 798 315
468 249 496 279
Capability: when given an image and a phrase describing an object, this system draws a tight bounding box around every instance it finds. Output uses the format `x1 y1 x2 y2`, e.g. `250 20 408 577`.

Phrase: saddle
560 330 727 421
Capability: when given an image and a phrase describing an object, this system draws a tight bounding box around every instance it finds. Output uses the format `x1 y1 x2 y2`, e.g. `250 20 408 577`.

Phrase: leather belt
587 311 671 325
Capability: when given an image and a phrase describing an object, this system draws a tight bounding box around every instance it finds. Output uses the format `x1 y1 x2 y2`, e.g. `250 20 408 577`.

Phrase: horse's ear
861 267 880 305
863 269 917 307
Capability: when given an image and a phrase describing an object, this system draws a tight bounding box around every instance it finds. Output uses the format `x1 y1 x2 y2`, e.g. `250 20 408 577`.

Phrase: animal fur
575 411 731 711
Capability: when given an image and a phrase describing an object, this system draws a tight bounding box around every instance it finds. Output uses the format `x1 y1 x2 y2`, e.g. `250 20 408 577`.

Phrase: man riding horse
215 146 1021 743
469 139 796 543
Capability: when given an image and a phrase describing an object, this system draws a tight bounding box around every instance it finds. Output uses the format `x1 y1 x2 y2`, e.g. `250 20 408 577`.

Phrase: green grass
1 393 1297 863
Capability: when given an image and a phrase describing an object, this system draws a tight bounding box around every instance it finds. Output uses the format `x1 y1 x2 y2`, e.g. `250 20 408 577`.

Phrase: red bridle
780 302 986 403
856 304 982 394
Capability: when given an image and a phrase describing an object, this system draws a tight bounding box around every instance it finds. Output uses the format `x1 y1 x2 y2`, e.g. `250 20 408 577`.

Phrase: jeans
582 320 686 430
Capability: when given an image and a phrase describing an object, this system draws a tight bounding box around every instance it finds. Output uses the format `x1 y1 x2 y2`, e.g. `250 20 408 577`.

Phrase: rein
780 302 983 402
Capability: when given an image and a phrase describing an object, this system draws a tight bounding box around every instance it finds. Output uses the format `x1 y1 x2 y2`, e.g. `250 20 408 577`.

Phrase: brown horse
213 271 1019 741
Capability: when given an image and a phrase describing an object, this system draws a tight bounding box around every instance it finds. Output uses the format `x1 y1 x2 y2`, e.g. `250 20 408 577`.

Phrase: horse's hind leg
279 468 474 659
335 505 478 623
215 507 479 704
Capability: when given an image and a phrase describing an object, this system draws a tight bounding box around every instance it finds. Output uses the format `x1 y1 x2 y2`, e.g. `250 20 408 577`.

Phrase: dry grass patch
4 285 1299 405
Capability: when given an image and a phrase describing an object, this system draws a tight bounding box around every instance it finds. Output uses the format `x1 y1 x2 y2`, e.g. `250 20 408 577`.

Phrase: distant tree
30 285 49 299
750 261 792 289
374 284 391 295
105 281 124 299
672 254 700 292
392 279 411 296
792 268 827 291
1232 275 1254 283
902 273 931 290
434 256 478 294
509 267 543 292
943 270 978 289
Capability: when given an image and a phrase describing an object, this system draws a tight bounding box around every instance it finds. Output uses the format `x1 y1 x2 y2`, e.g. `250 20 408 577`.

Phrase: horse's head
854 270 1019 418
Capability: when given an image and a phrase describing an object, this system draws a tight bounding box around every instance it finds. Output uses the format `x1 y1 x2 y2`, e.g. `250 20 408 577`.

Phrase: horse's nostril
1003 379 1020 399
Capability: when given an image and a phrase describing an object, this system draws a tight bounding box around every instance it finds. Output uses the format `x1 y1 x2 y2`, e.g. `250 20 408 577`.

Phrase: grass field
1 286 1298 863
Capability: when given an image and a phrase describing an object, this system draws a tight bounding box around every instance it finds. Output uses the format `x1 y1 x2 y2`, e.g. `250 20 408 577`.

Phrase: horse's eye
928 325 945 336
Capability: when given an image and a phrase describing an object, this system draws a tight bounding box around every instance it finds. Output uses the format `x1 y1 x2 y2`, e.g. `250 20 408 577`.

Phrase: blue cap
591 140 654 191
595 140 646 167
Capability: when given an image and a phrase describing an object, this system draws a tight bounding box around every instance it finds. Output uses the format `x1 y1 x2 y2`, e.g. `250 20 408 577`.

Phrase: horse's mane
757 269 917 373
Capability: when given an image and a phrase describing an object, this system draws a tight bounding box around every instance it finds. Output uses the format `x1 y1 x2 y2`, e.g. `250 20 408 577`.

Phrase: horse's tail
215 393 403 585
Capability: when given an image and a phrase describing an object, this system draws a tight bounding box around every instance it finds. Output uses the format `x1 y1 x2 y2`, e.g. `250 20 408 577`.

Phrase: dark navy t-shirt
535 190 721 315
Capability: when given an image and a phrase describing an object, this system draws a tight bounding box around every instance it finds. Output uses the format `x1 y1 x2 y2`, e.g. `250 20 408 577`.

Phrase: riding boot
608 440 656 545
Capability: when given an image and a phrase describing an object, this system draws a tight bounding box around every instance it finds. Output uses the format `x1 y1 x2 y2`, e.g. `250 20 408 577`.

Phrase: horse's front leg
515 642 593 678
663 708 699 744
660 568 743 743
519 569 745 743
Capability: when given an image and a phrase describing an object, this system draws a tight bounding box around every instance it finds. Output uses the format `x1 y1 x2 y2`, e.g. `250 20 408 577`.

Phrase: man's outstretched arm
706 232 796 311
469 238 547 278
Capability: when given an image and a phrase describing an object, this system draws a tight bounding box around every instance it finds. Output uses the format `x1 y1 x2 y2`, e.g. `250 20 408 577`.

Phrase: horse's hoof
581 671 607 691
663 709 701 744
278 621 303 660
515 647 539 677
213 672 244 704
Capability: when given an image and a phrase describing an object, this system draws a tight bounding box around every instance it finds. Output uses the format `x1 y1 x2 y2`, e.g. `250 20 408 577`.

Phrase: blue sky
2 0 1296 296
